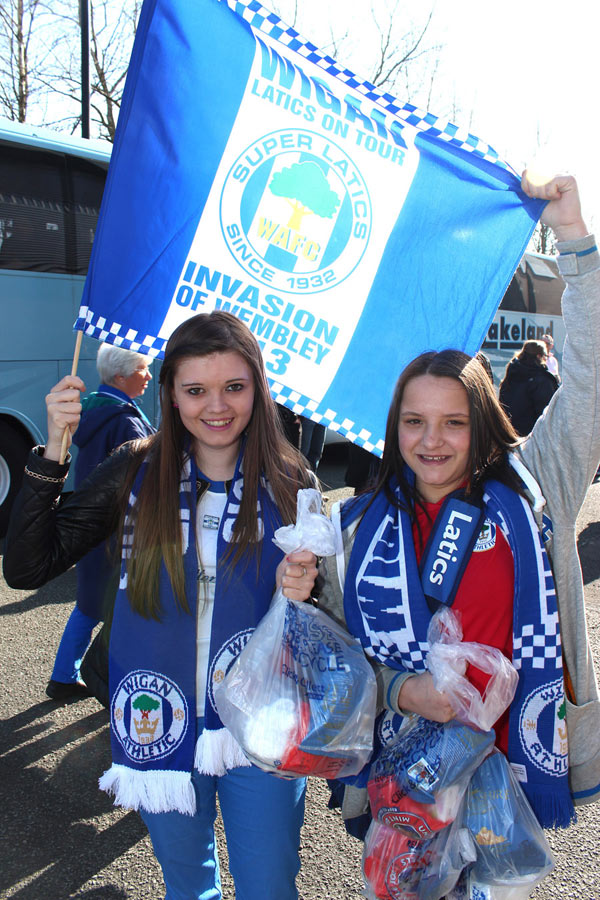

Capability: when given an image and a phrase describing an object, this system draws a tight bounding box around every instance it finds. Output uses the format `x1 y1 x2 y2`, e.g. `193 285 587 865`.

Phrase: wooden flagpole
59 330 84 465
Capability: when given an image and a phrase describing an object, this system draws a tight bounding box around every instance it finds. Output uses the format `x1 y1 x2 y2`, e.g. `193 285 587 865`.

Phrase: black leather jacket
3 443 140 590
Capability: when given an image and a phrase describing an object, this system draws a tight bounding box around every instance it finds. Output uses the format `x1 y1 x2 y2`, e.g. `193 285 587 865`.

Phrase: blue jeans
141 766 306 900
51 606 99 682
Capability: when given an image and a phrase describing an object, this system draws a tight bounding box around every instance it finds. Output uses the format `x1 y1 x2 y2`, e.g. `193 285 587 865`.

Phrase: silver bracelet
24 465 67 484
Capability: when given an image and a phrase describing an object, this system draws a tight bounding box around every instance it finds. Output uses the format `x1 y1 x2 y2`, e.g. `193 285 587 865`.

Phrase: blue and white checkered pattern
270 381 385 454
77 306 168 358
226 0 511 170
367 636 429 671
512 617 562 671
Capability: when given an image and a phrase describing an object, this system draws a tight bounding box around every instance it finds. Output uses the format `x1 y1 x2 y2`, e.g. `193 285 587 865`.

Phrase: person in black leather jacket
3 310 318 900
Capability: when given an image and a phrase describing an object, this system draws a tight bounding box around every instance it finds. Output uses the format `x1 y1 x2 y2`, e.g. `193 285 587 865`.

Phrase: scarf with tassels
99 448 283 815
341 473 575 830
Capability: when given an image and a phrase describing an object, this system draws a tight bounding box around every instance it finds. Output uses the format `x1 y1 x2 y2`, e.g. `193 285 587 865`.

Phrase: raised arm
518 171 599 517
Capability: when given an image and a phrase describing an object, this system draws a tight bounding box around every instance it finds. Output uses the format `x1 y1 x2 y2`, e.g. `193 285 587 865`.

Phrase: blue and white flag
76 0 544 455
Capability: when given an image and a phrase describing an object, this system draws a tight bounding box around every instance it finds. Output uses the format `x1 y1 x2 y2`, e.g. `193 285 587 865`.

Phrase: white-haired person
46 343 155 701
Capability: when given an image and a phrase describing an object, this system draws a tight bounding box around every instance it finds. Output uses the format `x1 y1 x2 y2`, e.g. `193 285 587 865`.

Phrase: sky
22 0 598 230
270 0 598 231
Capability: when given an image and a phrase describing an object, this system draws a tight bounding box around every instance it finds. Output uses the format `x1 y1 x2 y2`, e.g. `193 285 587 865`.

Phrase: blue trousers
51 606 99 682
141 766 306 900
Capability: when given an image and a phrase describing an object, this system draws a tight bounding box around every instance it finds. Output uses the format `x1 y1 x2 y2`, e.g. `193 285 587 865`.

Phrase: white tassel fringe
99 764 196 815
194 727 251 775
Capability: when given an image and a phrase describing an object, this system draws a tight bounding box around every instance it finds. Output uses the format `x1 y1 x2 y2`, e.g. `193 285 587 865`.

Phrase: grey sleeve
519 235 600 523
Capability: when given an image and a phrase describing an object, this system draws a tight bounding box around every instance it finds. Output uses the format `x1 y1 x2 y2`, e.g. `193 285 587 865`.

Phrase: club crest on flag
112 669 188 762
219 129 372 291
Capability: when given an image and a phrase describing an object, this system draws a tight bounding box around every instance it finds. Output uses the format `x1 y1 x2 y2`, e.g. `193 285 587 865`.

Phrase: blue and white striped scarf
341 475 575 829
99 448 283 815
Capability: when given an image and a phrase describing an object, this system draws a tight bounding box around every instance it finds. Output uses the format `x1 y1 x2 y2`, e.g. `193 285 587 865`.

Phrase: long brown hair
125 311 310 619
372 350 522 514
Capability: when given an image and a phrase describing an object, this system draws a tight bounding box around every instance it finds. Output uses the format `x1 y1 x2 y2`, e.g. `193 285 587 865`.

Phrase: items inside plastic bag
215 593 376 777
368 717 495 840
215 487 376 778
455 749 554 897
362 816 475 900
426 607 519 732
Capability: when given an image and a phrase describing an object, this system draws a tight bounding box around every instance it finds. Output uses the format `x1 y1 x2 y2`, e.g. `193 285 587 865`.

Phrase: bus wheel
0 425 32 538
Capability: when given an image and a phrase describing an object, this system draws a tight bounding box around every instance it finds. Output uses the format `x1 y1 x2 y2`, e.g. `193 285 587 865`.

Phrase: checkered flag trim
270 380 384 455
225 0 510 169
76 307 167 358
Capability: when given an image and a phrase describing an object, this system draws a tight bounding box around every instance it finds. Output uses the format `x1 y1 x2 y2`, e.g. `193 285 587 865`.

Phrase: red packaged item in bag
362 819 470 900
277 699 350 778
369 773 454 840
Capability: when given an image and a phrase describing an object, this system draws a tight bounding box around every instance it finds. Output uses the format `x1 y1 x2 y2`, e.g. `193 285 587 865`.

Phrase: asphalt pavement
1 451 600 899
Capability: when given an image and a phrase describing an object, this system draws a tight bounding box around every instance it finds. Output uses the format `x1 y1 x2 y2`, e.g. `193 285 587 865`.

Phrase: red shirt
413 498 514 752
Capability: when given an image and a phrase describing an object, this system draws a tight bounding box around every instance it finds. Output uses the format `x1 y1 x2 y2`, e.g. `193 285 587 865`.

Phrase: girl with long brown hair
4 310 317 900
318 171 600 875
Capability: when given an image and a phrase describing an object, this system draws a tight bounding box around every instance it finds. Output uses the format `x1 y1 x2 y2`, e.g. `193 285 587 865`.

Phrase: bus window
0 145 68 273
68 156 105 273
0 123 118 535
0 147 105 276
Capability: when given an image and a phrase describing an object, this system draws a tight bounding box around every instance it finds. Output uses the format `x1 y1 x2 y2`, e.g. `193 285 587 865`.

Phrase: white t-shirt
195 480 228 716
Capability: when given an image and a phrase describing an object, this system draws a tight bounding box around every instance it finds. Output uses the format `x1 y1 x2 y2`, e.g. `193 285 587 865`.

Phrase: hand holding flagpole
44 330 85 465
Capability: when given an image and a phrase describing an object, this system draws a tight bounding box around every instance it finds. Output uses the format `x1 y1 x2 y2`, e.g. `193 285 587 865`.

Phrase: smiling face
397 374 472 503
171 351 255 478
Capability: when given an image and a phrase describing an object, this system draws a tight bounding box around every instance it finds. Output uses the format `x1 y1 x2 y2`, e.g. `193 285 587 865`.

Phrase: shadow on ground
0 662 148 899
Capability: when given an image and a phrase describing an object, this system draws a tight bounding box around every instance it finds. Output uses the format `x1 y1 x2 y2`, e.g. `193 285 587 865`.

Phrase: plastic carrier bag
426 607 519 733
368 717 495 840
362 817 475 900
215 488 377 778
451 750 554 899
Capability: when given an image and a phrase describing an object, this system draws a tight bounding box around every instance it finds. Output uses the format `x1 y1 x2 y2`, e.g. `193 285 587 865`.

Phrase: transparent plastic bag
215 488 376 778
215 592 377 777
362 816 475 900
270 487 336 558
455 749 554 898
367 717 495 839
426 607 519 732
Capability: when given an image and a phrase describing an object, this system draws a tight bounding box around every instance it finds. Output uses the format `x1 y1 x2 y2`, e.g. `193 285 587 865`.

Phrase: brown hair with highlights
124 311 310 619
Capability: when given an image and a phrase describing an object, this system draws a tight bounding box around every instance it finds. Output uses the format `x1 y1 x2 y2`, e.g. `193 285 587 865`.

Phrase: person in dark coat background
46 343 155 700
499 339 559 436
